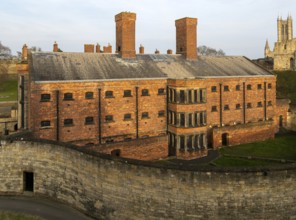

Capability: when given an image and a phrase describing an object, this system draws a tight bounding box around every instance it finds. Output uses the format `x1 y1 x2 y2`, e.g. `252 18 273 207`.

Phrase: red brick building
18 12 288 160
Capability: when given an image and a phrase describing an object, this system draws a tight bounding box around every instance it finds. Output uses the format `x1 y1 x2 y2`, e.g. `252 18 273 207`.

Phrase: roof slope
29 52 273 81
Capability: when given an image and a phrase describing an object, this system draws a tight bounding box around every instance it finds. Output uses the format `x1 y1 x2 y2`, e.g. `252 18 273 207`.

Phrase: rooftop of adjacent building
28 52 273 82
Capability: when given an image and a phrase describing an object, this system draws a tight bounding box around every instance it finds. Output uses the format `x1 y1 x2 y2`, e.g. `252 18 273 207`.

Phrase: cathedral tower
277 16 293 42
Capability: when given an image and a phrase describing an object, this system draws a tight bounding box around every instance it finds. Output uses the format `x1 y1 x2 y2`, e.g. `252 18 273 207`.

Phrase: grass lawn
0 79 18 102
213 157 281 167
0 211 44 220
218 134 296 161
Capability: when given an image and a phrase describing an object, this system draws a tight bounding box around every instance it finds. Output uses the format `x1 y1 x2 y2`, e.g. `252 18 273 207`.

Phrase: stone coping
1 131 296 173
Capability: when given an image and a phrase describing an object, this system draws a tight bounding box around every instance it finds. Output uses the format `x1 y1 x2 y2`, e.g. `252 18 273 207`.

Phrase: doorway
111 149 121 157
23 172 34 192
222 133 229 146
279 115 283 127
290 58 294 70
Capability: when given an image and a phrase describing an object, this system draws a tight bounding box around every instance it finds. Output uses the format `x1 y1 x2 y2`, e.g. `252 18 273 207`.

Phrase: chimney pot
96 43 101 53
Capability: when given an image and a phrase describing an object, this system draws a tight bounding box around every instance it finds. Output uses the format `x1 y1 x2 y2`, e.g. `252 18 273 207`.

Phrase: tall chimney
115 12 136 58
53 41 59 52
175 17 198 60
96 43 101 53
84 44 95 53
22 44 28 60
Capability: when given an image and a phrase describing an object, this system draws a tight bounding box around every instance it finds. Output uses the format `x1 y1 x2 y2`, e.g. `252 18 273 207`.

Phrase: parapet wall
0 140 295 219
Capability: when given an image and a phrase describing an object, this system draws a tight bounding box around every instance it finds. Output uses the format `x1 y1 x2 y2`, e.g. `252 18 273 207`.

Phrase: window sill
123 96 133 98
141 117 150 119
124 118 133 121
105 96 115 99
141 95 150 97
85 98 94 100
85 123 95 125
40 100 51 102
63 124 74 127
63 99 74 101
157 93 165 96
40 126 52 130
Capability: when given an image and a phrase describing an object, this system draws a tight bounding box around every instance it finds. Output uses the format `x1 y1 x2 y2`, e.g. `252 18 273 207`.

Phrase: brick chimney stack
139 44 144 54
53 41 59 52
115 12 136 58
175 17 198 60
22 44 28 60
84 44 95 53
96 43 101 53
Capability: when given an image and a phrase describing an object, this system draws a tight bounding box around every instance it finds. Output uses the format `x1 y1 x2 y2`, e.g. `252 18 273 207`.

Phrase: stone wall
0 140 295 219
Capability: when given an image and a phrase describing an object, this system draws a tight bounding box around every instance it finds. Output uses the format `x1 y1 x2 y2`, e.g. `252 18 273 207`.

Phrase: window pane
64 93 73 100
41 94 51 101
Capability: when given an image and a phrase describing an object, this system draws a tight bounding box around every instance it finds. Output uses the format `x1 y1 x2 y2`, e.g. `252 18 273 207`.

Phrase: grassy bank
0 79 18 102
275 70 296 104
0 211 44 220
213 134 296 167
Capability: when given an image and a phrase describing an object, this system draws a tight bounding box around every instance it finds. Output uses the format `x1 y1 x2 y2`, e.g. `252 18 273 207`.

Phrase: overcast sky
1 0 295 58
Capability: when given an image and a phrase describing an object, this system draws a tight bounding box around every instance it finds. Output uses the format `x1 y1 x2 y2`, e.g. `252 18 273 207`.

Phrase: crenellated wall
0 140 295 219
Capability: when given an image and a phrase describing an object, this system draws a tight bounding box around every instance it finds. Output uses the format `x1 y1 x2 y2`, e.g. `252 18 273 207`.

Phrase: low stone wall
0 140 295 219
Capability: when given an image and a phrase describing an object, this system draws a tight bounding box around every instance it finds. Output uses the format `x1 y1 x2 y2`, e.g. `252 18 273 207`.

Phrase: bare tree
29 46 42 52
0 42 12 59
198 45 226 56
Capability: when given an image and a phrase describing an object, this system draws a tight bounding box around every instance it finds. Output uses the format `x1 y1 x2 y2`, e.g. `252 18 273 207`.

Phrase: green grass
0 211 44 220
213 157 281 167
219 135 296 161
0 79 18 102
275 70 296 104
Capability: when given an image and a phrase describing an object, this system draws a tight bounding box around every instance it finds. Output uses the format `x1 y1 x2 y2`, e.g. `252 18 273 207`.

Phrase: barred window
64 118 73 126
64 93 73 100
257 84 262 90
105 91 114 98
158 110 165 117
85 116 94 125
41 120 50 127
142 112 149 118
236 104 241 109
41 94 51 102
211 86 217 92
211 106 217 112
105 115 113 122
142 89 149 96
124 90 132 97
247 84 252 90
158 88 165 95
224 105 230 111
236 85 240 91
124 113 131 120
85 92 93 99
224 85 229 92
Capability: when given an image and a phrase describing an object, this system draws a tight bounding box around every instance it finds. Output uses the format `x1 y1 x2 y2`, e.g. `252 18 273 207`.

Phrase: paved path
0 196 93 220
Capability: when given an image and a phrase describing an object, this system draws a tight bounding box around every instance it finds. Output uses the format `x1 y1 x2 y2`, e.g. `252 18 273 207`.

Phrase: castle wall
0 141 295 219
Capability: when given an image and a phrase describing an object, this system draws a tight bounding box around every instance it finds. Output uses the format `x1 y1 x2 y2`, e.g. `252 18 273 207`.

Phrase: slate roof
29 52 273 81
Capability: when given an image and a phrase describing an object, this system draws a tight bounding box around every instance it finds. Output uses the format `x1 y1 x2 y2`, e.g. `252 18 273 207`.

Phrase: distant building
265 15 296 71
17 12 289 160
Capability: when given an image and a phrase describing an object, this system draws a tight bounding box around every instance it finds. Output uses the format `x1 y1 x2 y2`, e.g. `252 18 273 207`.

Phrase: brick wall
28 79 167 146
212 121 275 149
87 135 168 160
275 98 290 132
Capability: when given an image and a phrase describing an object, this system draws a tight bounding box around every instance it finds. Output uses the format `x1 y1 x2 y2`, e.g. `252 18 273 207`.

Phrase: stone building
265 15 296 71
18 12 288 160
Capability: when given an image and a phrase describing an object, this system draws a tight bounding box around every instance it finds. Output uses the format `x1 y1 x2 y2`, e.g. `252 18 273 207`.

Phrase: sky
1 0 295 59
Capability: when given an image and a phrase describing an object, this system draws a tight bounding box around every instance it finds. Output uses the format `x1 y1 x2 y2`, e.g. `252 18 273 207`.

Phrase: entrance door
279 115 283 127
290 58 294 70
24 172 34 192
222 133 229 146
